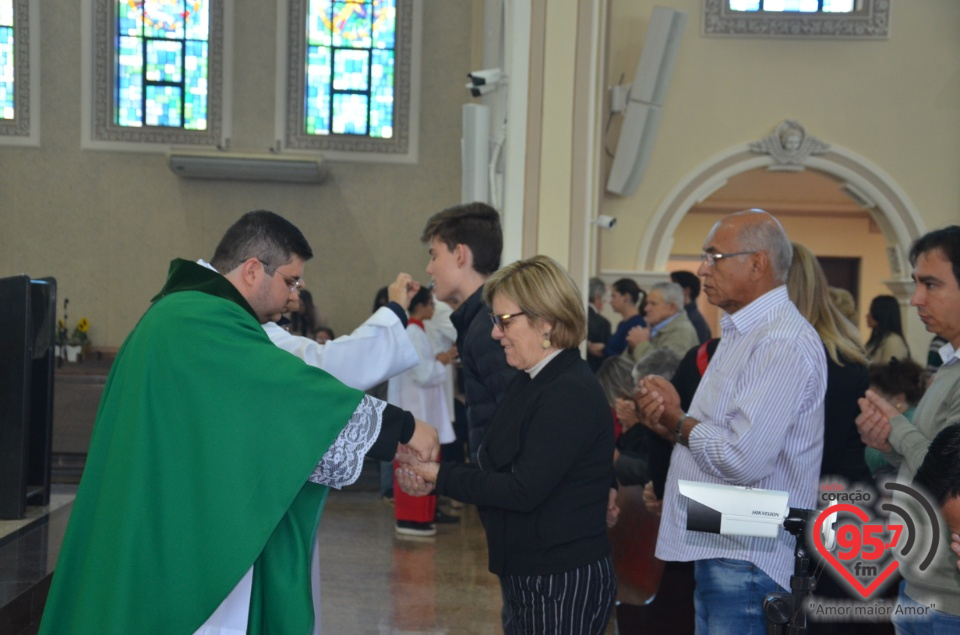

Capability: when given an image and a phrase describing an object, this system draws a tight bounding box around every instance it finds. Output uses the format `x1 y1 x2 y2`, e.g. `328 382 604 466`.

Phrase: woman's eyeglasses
489 311 525 332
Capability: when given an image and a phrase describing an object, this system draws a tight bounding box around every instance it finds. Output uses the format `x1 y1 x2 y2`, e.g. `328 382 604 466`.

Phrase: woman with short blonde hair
399 254 617 634
482 254 587 350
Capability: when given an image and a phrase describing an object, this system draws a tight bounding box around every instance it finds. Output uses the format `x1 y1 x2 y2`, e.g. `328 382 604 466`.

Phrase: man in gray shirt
858 225 960 632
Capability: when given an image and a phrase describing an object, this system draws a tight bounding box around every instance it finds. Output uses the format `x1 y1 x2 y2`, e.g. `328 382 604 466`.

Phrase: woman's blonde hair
787 242 868 366
828 286 858 327
482 255 586 349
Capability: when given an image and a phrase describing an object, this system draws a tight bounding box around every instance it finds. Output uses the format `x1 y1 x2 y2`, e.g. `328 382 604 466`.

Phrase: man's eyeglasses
489 311 525 332
700 251 757 267
260 260 304 292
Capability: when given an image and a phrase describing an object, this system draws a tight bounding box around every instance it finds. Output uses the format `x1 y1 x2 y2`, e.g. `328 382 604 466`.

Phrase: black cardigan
451 287 519 450
435 349 614 576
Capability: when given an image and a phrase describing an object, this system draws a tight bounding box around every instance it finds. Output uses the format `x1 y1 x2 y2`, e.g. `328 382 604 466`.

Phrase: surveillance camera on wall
467 68 503 86
465 82 498 98
592 215 617 229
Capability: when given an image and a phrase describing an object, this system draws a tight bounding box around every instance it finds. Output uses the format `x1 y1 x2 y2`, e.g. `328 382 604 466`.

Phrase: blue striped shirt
655 285 826 589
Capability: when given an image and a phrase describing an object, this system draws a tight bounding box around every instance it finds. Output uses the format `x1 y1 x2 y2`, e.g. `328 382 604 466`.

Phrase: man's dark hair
420 202 502 276
612 278 642 305
915 423 960 506
211 210 312 274
670 270 701 302
909 225 960 288
409 286 434 312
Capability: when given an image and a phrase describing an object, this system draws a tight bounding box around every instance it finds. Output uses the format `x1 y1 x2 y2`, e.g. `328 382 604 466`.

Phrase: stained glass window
1 0 13 120
705 0 885 38
304 0 396 139
729 0 856 11
114 0 210 130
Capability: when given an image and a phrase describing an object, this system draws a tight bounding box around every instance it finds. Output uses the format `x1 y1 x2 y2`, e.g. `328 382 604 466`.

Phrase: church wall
0 1 477 347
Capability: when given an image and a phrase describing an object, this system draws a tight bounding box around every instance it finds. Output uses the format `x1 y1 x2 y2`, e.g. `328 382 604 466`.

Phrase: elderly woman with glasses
397 254 617 634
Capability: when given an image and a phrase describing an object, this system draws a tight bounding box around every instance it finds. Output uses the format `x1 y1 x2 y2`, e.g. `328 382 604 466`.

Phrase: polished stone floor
0 478 622 634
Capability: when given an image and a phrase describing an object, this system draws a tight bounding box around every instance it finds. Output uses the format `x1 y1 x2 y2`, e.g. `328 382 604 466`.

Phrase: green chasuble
39 260 365 634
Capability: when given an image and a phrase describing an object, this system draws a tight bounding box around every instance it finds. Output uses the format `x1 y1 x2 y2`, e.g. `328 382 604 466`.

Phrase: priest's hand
404 418 440 462
395 467 435 496
396 448 441 481
388 273 420 312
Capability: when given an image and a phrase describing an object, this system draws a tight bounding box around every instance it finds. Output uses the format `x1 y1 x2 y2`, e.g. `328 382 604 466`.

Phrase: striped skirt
499 556 616 634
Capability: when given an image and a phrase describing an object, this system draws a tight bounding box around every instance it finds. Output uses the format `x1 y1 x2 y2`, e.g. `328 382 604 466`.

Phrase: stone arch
636 143 926 299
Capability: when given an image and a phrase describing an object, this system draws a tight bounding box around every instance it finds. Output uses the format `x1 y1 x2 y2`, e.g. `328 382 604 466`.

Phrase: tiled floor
0 479 620 634
0 488 73 635
318 490 505 634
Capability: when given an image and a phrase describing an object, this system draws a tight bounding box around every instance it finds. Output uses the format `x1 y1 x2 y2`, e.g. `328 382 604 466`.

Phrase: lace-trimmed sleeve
308 395 384 489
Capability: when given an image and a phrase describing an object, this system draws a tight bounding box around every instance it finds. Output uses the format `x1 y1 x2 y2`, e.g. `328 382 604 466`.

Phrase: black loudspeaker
0 275 56 519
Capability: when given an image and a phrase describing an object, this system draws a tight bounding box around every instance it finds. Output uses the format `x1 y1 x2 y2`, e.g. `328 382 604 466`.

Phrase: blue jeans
694 558 785 635
891 579 960 634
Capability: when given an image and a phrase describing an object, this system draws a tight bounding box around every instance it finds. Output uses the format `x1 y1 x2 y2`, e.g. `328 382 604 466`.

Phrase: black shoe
395 520 436 537
434 509 460 524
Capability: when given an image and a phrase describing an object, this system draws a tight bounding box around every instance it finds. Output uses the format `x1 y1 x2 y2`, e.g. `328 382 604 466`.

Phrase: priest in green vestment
39 211 439 634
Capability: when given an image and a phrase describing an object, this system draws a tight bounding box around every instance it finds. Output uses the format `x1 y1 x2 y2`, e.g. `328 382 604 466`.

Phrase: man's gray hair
588 277 606 301
652 281 684 311
631 348 682 382
733 209 793 282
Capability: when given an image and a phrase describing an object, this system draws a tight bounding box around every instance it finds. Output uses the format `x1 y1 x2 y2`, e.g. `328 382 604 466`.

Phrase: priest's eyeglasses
489 311 525 332
700 251 757 267
260 260 304 292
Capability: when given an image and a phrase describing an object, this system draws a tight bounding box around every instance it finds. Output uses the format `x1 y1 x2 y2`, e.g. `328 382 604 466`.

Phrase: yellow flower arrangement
70 318 90 346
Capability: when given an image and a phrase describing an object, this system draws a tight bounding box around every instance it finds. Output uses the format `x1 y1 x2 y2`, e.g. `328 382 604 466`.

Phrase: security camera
467 68 503 86
681 481 840 551
592 215 617 229
680 480 789 539
465 82 498 98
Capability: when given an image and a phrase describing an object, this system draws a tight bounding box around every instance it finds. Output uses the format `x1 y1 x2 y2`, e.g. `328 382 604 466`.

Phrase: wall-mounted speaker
461 103 491 204
606 7 687 197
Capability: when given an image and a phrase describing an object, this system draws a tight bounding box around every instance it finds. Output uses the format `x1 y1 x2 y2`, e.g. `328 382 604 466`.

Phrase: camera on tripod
679 480 839 634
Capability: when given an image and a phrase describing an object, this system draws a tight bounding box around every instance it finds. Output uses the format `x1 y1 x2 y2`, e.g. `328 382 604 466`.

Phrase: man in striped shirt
636 209 827 634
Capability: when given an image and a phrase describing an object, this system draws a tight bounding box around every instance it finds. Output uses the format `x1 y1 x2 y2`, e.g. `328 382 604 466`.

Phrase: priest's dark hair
211 210 313 274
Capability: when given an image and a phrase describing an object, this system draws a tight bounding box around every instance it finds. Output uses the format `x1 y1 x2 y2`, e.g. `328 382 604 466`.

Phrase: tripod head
763 507 822 635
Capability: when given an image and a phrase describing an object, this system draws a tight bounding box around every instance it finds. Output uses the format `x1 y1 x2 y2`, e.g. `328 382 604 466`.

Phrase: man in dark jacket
670 270 711 344
587 277 612 373
422 203 518 460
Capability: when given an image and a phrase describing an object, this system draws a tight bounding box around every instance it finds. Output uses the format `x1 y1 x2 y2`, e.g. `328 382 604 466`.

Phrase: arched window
0 0 39 146
703 0 889 38
282 0 421 163
84 0 229 149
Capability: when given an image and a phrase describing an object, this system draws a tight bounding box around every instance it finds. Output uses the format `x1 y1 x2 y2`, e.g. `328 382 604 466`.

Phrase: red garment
394 457 438 523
